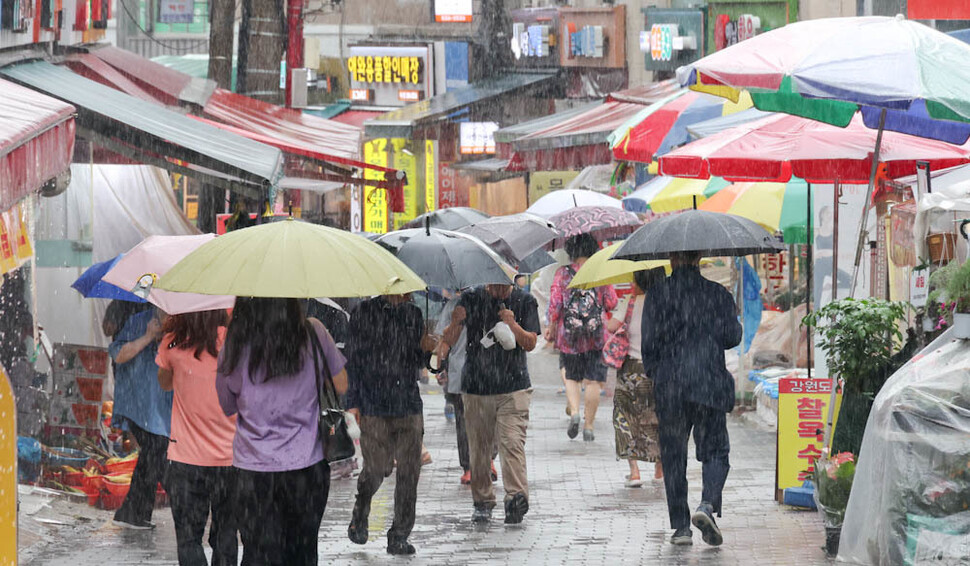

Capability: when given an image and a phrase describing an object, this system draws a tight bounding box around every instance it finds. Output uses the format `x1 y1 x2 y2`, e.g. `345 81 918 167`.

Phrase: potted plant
944 259 970 339
811 452 856 557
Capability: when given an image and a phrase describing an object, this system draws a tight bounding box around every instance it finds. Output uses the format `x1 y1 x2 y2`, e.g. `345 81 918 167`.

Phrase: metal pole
806 182 813 379
789 244 797 368
849 108 887 298
832 181 840 304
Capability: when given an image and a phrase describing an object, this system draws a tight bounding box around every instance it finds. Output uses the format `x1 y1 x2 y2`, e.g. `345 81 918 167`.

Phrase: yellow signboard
0 363 17 564
347 55 422 84
392 139 418 229
425 140 436 214
364 139 389 234
777 377 843 493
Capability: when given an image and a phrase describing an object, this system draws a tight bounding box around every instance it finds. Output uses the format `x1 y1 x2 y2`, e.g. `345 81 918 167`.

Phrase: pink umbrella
103 234 235 315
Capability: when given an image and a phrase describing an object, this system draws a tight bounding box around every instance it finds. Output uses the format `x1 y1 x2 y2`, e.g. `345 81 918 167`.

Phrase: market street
20 344 829 565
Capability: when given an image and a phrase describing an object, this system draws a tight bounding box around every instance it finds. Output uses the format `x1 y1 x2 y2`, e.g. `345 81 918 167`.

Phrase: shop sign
764 252 787 294
159 0 194 23
0 364 15 563
566 24 604 58
0 202 33 277
715 13 760 50
643 8 703 72
347 45 432 108
511 23 552 59
434 0 472 23
777 377 842 492
392 139 418 229
459 122 499 155
438 162 458 208
425 140 437 213
910 268 928 307
364 138 389 233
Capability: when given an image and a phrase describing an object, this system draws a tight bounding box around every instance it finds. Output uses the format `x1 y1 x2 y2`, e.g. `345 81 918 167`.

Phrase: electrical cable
118 0 241 53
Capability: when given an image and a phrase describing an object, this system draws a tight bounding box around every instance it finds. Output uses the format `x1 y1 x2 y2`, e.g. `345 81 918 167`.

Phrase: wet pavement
21 344 832 565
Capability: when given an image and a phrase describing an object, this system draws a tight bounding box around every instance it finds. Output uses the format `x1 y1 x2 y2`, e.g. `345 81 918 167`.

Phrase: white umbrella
525 189 621 218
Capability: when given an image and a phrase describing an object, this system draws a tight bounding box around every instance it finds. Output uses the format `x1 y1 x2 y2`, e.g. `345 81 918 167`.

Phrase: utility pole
207 0 235 89
479 0 511 80
238 0 285 104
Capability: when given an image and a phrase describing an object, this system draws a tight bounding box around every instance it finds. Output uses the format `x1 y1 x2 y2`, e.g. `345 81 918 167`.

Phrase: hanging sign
392 139 418 229
459 122 499 155
425 140 437 213
434 0 472 23
363 139 388 233
159 0 194 23
777 377 842 492
347 45 432 108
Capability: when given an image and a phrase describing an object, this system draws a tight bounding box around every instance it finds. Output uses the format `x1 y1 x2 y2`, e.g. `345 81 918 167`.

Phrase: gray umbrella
402 207 490 231
613 210 783 261
457 213 559 266
375 228 513 290
516 249 557 274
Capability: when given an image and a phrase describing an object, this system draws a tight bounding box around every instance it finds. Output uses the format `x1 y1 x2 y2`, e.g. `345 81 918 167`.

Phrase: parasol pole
822 181 843 452
805 182 813 379
848 108 887 298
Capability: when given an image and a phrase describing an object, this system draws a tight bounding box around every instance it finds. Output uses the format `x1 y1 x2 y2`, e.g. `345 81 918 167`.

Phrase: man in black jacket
641 251 742 547
344 294 434 555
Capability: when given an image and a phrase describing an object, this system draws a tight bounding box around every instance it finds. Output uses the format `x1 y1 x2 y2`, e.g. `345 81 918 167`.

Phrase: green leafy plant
944 260 970 314
803 298 907 391
811 452 856 527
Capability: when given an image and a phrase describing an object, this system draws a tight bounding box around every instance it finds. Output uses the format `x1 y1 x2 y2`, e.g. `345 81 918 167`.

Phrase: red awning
330 110 384 129
65 55 160 104
0 78 76 211
88 46 207 106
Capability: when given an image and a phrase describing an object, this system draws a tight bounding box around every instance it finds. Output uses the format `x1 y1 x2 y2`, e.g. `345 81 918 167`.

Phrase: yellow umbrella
156 218 426 298
568 243 671 290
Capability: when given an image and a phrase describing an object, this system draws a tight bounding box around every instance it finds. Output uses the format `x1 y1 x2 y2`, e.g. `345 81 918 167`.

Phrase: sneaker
387 538 416 555
471 504 492 523
504 493 529 524
691 502 723 546
670 527 693 545
460 470 471 485
112 518 155 530
567 414 580 439
490 462 498 482
583 428 594 442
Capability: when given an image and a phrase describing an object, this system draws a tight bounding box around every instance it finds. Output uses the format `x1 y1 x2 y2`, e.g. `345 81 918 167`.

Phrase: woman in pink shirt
156 309 237 566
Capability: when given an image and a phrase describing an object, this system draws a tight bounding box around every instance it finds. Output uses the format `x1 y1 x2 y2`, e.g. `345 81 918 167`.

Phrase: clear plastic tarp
839 329 970 564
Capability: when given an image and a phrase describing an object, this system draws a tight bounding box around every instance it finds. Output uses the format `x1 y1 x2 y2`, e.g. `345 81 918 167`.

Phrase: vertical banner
438 162 457 208
425 140 437 214
776 377 842 494
364 139 388 234
391 139 418 229
350 184 363 233
0 364 14 564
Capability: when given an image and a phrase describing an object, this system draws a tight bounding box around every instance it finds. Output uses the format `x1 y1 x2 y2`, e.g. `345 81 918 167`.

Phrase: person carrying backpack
546 234 618 441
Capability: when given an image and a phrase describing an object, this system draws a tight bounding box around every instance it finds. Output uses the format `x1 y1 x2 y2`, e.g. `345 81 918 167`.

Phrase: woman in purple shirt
216 298 348 566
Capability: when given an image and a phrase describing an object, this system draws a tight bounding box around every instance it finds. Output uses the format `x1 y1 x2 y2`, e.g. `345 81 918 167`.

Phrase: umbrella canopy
658 112 970 183
609 90 752 164
525 189 621 218
678 16 970 143
699 178 811 244
457 213 558 266
548 206 641 247
71 255 146 303
402 207 490 231
622 176 730 213
614 209 783 261
103 235 236 315
568 243 671 290
375 228 514 290
156 218 426 298
516 248 557 274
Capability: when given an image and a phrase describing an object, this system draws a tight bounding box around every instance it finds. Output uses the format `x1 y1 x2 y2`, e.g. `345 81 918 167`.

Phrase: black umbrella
613 209 783 261
402 207 490 231
375 228 513 290
516 249 557 274
457 213 558 266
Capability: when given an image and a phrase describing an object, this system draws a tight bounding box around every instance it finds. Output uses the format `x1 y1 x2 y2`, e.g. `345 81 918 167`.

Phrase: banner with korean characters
0 201 33 277
363 139 389 234
776 376 842 498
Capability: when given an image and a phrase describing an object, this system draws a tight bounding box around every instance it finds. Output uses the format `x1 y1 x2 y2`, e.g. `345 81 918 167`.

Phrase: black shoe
471 504 492 523
583 428 594 442
691 502 723 546
112 518 155 530
670 526 693 545
387 538 416 555
567 414 580 439
504 493 529 524
348 496 370 545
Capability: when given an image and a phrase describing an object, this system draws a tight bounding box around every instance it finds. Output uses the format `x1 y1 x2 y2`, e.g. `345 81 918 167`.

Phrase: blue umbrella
71 255 146 303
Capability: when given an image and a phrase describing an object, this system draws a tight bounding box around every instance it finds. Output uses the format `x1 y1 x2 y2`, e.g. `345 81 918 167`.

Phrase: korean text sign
777 377 842 491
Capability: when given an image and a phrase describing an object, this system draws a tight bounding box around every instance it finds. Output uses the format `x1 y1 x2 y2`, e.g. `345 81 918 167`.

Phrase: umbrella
155 218 426 298
525 189 621 218
548 206 640 247
685 108 772 141
699 179 811 244
609 90 753 164
658 112 970 183
102 235 236 315
402 207 490 231
517 249 557 274
71 255 146 303
456 213 559 266
568 243 671 290
375 228 515 290
613 209 783 261
622 176 730 213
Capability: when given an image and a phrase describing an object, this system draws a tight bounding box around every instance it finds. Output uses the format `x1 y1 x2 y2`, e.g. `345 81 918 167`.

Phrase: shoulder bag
602 296 637 369
307 325 356 463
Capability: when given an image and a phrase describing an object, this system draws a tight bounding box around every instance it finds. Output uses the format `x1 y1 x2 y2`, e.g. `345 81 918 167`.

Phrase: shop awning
494 101 603 145
1 61 283 199
449 158 510 173
0 77 76 211
330 110 384 129
65 54 160 104
511 101 647 151
89 46 216 106
364 72 557 139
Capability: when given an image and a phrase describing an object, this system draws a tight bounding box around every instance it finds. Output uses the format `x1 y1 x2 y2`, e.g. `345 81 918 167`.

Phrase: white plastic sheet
839 329 970 565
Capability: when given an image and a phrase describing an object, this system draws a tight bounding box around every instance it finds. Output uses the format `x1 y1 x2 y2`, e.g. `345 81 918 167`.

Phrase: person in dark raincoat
640 251 742 547
344 294 435 556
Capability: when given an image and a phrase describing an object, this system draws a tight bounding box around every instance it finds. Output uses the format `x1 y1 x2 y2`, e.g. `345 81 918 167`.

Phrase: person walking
109 306 172 530
436 283 540 524
546 234 618 441
607 268 666 488
216 298 347 566
156 310 237 566
640 251 742 547
344 293 434 556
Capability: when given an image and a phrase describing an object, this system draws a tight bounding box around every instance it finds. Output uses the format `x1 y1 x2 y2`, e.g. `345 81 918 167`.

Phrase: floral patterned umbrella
548 206 641 247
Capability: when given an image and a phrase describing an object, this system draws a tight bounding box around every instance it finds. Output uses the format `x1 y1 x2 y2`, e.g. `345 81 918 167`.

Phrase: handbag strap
622 296 637 325
306 322 340 412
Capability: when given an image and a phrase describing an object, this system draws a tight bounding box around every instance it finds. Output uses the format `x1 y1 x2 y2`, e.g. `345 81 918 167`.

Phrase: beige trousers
462 389 532 507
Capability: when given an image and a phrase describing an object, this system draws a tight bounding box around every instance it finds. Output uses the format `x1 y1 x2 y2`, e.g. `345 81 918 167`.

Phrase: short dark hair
163 309 229 360
670 251 702 264
634 267 666 292
565 233 598 261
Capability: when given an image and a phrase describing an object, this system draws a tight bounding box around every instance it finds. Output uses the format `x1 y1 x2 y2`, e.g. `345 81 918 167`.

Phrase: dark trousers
446 393 471 471
115 423 169 524
356 414 423 541
235 460 330 566
657 400 731 530
167 462 237 566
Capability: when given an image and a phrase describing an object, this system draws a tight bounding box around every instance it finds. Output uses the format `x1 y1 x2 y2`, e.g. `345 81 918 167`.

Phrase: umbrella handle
427 356 447 375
